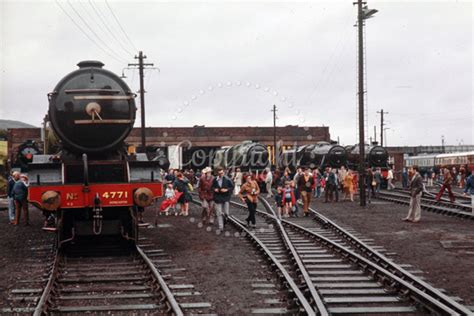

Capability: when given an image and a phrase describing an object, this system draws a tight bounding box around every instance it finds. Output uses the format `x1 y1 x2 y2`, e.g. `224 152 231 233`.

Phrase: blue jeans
8 197 15 222
215 202 230 230
314 186 321 198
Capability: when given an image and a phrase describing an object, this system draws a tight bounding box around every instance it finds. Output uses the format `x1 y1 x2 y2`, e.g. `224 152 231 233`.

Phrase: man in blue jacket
463 170 474 213
7 171 20 224
211 168 234 230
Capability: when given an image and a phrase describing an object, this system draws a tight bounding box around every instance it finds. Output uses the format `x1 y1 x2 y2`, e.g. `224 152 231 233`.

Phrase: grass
0 141 6 165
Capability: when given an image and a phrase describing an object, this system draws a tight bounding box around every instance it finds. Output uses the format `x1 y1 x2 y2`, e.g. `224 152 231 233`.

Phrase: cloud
0 1 471 146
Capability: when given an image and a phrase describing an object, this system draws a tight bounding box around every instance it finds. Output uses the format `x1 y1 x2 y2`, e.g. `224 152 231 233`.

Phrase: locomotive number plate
102 191 129 199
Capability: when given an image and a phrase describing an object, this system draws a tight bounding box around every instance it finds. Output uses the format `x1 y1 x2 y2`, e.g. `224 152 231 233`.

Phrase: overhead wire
76 0 131 61
55 0 127 63
303 7 355 106
105 0 138 52
88 0 135 57
66 0 128 63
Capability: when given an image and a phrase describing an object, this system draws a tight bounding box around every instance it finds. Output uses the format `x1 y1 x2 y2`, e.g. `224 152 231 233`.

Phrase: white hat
202 167 212 174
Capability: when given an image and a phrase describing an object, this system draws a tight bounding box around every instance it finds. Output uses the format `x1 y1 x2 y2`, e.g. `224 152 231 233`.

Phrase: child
274 186 283 218
164 183 176 216
291 181 299 217
283 182 296 218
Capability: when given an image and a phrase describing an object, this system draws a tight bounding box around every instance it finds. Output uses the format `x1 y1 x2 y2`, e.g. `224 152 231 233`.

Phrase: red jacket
198 175 214 201
281 188 296 205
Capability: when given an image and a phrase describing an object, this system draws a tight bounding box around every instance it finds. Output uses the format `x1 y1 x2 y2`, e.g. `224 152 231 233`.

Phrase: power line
66 0 128 63
88 0 135 57
105 0 138 52
77 0 131 61
55 0 126 63
78 1 129 60
303 8 354 106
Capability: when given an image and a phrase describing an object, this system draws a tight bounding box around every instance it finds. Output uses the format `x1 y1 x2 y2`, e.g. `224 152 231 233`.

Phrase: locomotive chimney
77 60 104 68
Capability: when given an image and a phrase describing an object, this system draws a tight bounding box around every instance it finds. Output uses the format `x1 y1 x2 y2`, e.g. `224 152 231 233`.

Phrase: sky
0 0 472 147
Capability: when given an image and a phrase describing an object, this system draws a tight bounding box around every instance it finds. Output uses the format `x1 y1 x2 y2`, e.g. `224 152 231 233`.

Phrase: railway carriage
404 151 473 175
27 61 168 248
404 155 437 176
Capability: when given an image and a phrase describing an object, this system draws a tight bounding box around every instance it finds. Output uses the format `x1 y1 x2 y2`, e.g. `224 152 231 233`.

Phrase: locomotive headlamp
41 191 61 211
134 187 154 207
85 102 102 120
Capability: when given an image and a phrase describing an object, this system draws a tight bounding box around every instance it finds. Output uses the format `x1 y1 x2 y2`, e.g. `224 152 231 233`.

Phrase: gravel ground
141 201 288 315
0 206 54 308
309 193 474 306
1 193 472 312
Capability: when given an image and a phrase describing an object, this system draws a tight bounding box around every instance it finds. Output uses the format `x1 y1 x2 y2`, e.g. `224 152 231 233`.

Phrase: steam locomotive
13 140 42 172
279 142 347 170
212 141 270 171
27 61 167 248
345 143 389 169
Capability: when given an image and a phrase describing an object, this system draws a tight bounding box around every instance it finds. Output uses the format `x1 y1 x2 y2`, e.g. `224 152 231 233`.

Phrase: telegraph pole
377 109 388 146
354 0 377 206
357 0 366 207
271 104 278 168
128 51 154 151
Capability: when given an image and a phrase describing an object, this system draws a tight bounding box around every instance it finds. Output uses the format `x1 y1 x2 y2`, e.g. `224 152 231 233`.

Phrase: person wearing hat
7 171 20 224
12 174 29 225
198 167 215 224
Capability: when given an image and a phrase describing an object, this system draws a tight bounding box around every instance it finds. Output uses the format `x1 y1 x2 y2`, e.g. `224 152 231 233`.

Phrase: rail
189 197 316 315
228 215 316 315
283 218 467 315
33 249 61 316
136 246 184 316
258 197 328 316
33 246 184 315
307 205 473 315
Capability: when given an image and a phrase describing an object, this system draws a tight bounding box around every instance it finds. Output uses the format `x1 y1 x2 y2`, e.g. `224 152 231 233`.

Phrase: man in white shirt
265 168 273 198
387 168 395 190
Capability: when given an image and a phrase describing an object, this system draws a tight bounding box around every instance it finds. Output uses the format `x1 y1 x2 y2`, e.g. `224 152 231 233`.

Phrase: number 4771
102 191 128 199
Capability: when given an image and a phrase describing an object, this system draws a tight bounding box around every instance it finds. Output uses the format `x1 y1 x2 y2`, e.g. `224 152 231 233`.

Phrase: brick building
6 126 331 167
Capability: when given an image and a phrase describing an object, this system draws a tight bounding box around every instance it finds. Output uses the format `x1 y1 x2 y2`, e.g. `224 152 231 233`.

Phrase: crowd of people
5 163 474 229
158 165 404 229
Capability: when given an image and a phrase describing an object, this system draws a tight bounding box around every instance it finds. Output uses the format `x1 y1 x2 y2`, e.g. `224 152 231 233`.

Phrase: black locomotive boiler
212 141 270 171
28 61 167 248
346 143 389 169
279 142 347 170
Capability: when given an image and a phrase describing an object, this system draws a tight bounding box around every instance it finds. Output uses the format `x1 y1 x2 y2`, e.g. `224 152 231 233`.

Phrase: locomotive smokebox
48 61 136 154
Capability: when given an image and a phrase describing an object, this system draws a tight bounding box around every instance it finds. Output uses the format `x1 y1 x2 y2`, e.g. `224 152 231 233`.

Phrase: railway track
376 189 473 219
31 241 182 315
3 230 214 315
188 197 315 315
7 236 214 315
199 194 472 315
